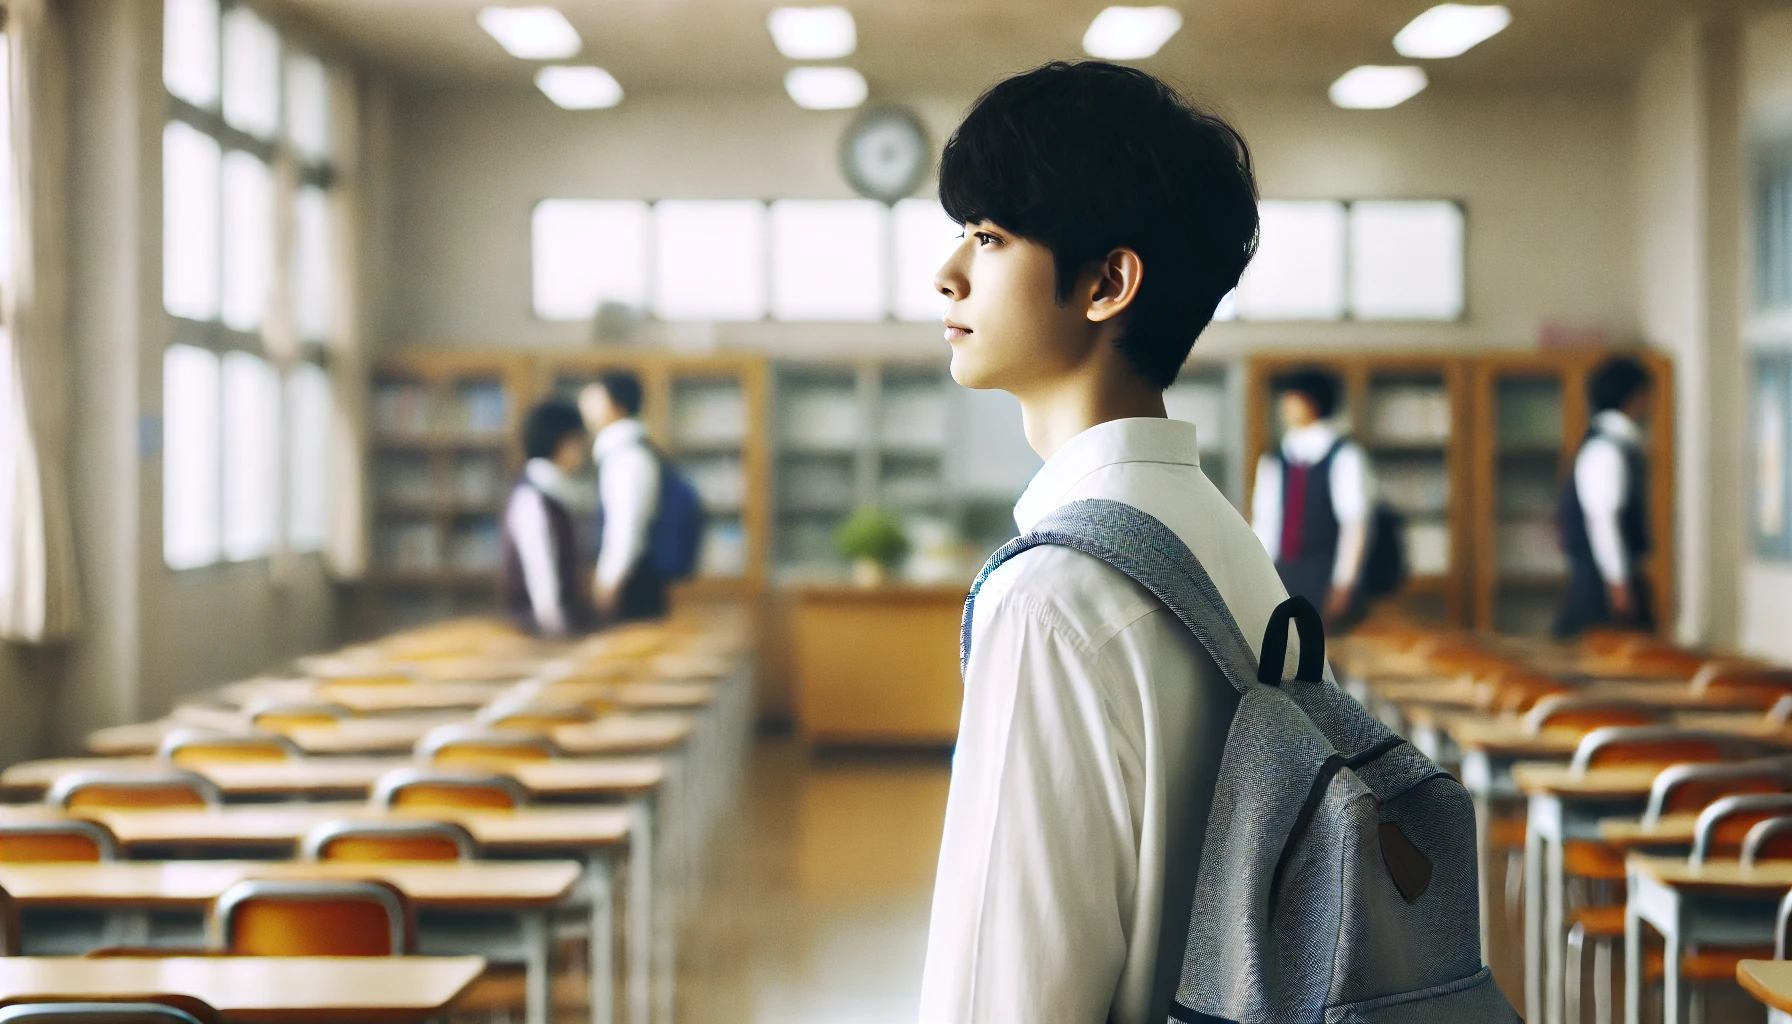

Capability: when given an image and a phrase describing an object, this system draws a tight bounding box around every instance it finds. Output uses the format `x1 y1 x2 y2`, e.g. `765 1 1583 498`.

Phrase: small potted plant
835 507 911 587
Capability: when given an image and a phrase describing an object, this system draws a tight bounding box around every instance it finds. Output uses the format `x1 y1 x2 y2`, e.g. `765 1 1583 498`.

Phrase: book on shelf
1368 384 1450 443
779 458 854 508
451 454 506 506
447 519 502 573
377 454 435 505
698 520 747 578
1377 461 1449 517
373 382 432 435
376 520 443 571
1404 520 1451 575
454 381 508 435
679 456 746 509
1495 517 1568 577
781 386 863 449
672 383 748 446
880 385 948 448
1496 382 1565 447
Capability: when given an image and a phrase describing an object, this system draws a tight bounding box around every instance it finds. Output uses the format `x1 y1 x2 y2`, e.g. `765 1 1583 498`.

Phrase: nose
934 235 971 300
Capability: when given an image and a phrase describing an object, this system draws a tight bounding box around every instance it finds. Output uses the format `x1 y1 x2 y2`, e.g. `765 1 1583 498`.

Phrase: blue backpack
647 455 705 580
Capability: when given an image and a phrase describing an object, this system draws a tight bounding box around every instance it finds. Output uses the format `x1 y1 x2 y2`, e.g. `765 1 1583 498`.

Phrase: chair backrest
212 878 413 956
0 1003 214 1024
1521 695 1664 736
156 729 299 766
1689 792 1792 865
414 724 559 767
475 701 591 733
300 818 475 862
369 767 528 811
1691 663 1792 710
0 820 118 862
243 700 350 733
1741 815 1792 866
45 770 222 812
1778 887 1792 959
1641 759 1792 825
1568 726 1752 772
1481 669 1573 714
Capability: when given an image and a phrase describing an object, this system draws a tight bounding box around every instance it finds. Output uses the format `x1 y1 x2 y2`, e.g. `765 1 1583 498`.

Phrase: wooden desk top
1448 720 1583 758
553 713 695 755
1599 813 1698 848
1739 959 1792 1013
0 804 630 854
1360 677 1479 710
541 680 716 710
216 680 516 714
0 755 665 799
0 955 484 1022
1629 853 1792 895
1514 763 1663 798
0 860 581 910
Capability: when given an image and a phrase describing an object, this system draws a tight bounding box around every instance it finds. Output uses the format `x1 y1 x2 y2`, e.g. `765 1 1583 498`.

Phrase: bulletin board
1753 351 1792 560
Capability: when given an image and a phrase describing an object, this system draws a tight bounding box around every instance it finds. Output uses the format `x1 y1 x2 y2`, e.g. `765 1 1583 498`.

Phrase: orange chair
0 820 117 862
243 700 350 733
370 767 528 811
1520 695 1664 736
156 729 299 766
45 770 222 812
1568 727 1758 772
414 724 559 767
476 701 592 733
1740 814 1792 865
1689 793 1792 865
299 819 475 862
211 878 413 956
1690 663 1792 710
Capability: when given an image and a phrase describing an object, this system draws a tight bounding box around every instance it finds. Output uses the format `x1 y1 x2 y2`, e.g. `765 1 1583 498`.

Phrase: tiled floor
677 739 951 1024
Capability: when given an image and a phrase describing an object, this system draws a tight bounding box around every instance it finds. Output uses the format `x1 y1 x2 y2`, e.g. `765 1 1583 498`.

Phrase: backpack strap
1257 596 1324 685
963 498 1274 695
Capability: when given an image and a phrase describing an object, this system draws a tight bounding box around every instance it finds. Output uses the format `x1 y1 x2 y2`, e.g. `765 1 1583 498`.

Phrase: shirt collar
592 418 649 462
1593 409 1642 444
524 458 582 506
1281 420 1341 464
1013 417 1201 533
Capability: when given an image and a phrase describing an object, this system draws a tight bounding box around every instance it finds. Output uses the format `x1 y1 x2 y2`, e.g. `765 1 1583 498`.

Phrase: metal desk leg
588 852 615 1024
1625 899 1642 1024
1526 818 1545 1024
1662 903 1682 1024
628 796 654 1024
524 909 550 1024
1547 829 1566 1024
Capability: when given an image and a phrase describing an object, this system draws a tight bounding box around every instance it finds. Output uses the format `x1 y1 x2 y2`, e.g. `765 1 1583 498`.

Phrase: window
770 200 887 321
1758 143 1792 311
532 199 650 320
893 199 958 323
163 3 337 569
1348 201 1464 320
653 200 768 321
1235 201 1348 320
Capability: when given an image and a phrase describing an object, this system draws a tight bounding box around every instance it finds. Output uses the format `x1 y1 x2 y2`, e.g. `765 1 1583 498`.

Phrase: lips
943 319 971 341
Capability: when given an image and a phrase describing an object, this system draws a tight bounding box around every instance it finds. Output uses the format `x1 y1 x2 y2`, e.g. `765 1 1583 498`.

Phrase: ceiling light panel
1329 65 1428 109
1394 4 1511 58
767 7 856 60
1082 6 1183 60
536 66 623 109
477 6 581 60
784 67 867 110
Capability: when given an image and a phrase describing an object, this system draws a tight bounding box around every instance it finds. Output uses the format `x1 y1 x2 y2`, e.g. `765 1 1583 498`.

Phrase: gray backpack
962 499 1518 1024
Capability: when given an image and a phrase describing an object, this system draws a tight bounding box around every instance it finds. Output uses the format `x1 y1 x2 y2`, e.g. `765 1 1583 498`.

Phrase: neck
1013 363 1166 460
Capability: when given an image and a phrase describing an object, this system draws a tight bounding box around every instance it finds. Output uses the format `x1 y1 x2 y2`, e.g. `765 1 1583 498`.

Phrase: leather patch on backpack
1378 821 1432 903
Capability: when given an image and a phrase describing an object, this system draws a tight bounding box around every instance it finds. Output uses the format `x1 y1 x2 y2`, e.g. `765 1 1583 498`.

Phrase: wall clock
840 107 931 204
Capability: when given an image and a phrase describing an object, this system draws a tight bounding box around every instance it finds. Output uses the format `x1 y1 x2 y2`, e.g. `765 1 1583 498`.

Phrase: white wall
379 81 1637 356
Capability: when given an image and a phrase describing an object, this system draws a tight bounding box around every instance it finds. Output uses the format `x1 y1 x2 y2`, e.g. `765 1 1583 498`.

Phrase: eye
974 231 999 246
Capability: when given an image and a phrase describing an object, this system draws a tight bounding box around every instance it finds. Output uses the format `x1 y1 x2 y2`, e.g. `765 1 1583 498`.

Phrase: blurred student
578 373 666 622
1555 356 1654 637
920 62 1277 1024
1250 369 1375 622
501 400 595 636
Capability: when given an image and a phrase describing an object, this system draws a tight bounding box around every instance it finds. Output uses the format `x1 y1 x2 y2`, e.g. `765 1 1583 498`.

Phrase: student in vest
501 400 596 636
1249 370 1375 624
919 63 1289 1024
1554 356 1654 637
578 372 667 623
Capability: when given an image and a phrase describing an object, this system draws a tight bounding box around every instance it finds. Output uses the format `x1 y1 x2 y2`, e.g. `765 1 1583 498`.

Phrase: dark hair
597 371 644 417
939 61 1259 389
523 399 586 460
1587 356 1650 412
1271 369 1341 419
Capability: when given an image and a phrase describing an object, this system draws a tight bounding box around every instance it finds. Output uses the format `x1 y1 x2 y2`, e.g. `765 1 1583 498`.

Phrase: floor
676 738 952 1024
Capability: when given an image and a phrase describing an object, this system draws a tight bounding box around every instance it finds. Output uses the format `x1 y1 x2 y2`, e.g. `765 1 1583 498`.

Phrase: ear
1085 247 1143 324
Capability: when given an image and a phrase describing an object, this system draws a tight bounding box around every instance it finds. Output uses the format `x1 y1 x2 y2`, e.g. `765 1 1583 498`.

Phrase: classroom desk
0 955 485 1023
0 805 629 1024
276 713 696 758
0 861 580 1024
1516 762 1665 1024
1738 959 1792 1018
1625 855 1791 1024
215 679 522 715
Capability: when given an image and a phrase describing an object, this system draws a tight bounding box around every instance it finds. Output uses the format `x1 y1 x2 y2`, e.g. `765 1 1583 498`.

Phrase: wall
379 81 1637 356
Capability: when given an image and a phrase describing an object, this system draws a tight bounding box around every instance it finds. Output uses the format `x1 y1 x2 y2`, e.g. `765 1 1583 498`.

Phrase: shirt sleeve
1575 437 1630 586
506 488 565 635
918 587 1133 1024
1251 454 1283 561
596 445 663 592
1329 444 1373 590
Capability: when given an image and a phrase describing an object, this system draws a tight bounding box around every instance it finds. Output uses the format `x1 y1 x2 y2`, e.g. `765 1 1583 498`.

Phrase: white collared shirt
1249 421 1374 589
508 458 589 636
1575 409 1644 586
591 418 661 592
919 417 1294 1024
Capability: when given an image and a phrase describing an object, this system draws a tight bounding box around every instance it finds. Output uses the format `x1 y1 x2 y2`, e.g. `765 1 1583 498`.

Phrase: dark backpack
647 457 705 581
1358 504 1409 600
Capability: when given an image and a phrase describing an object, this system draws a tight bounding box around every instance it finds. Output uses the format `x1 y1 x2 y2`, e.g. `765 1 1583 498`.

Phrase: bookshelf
365 351 534 631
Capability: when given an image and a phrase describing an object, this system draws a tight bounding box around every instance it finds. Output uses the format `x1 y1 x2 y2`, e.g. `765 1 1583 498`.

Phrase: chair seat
1564 840 1629 880
1572 905 1628 937
1640 945 1776 982
1489 817 1527 848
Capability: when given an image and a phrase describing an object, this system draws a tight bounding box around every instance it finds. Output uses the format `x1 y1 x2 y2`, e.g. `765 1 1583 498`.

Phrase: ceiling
266 0 1695 97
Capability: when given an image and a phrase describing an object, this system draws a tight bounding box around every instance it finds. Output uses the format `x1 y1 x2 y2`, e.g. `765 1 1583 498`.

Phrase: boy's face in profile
934 221 1102 394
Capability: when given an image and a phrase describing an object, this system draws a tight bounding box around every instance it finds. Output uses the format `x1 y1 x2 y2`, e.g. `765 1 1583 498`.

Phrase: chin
948 347 995 390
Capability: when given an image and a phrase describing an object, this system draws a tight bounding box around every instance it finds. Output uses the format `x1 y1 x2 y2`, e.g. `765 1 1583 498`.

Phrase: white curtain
324 65 367 579
0 0 77 641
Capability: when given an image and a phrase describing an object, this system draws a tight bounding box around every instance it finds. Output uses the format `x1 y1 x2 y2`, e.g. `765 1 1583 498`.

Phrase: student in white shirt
578 372 665 623
919 61 1287 1024
1555 356 1654 637
1249 370 1375 623
501 400 596 636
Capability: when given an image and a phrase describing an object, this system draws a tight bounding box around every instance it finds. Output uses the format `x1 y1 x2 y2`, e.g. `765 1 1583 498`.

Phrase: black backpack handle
1258 595 1325 685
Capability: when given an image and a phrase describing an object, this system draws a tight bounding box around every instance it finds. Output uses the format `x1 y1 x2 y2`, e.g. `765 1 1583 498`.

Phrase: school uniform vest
1274 437 1348 607
500 478 596 633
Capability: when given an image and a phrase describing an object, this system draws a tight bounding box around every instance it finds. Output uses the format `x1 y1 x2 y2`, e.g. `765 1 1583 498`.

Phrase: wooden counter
790 584 966 747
